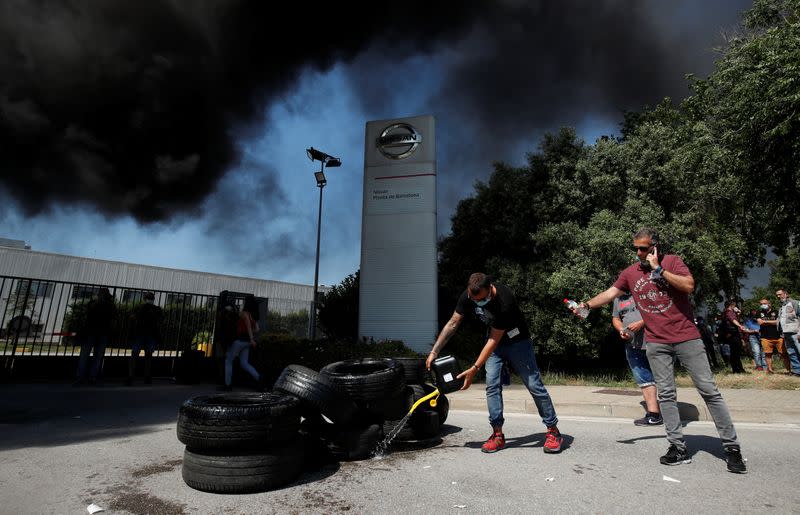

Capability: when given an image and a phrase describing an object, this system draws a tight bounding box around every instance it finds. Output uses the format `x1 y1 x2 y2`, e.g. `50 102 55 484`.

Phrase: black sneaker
725 446 747 474
660 444 692 466
634 413 663 426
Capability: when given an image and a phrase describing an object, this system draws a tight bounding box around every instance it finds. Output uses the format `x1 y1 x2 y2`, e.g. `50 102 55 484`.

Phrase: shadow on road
0 381 222 451
464 431 575 452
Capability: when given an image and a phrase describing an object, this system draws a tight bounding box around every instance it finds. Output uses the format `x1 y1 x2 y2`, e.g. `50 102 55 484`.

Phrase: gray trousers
646 338 739 450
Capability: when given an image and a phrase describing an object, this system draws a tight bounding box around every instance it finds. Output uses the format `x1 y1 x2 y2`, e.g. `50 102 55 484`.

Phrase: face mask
760 304 769 310
474 292 492 307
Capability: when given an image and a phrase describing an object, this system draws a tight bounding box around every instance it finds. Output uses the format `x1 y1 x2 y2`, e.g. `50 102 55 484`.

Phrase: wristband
472 364 480 371
654 265 663 274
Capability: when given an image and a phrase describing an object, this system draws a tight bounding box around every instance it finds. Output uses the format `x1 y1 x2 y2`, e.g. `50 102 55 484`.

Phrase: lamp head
314 171 327 186
307 147 327 162
306 147 341 167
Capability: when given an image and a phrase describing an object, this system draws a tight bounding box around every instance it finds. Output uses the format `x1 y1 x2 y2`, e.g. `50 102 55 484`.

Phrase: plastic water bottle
564 298 589 319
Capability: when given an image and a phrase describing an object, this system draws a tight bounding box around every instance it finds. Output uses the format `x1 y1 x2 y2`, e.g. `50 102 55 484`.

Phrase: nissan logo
377 123 422 160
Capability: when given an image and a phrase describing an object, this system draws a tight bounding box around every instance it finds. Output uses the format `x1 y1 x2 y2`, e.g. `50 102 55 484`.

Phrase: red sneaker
481 431 505 453
543 427 563 454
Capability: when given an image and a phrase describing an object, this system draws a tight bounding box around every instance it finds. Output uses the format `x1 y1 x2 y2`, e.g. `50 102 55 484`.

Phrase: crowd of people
704 293 800 376
72 289 266 389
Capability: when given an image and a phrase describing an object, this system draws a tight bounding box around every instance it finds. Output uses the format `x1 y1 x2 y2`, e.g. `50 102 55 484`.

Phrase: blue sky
0 1 761 292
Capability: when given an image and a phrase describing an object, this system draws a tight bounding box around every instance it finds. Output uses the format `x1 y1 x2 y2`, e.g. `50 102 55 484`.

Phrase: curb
447 386 800 425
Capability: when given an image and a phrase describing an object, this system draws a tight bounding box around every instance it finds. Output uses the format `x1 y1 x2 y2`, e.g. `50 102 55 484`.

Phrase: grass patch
491 361 800 390
675 361 800 390
540 370 634 388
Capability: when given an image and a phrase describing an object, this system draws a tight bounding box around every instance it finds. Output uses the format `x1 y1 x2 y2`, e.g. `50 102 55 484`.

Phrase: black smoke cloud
344 0 752 220
0 0 751 227
0 0 482 221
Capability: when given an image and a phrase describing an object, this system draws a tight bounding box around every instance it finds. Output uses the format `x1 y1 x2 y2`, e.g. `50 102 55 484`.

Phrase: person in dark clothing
721 301 746 373
74 287 117 386
214 291 240 384
426 272 563 454
695 316 720 368
126 292 162 385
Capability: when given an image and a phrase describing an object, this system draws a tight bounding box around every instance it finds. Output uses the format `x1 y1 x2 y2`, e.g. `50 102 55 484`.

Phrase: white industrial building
0 244 314 300
0 240 316 349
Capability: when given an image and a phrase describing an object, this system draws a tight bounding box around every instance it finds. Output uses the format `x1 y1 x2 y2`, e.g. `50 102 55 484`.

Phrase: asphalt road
0 384 798 514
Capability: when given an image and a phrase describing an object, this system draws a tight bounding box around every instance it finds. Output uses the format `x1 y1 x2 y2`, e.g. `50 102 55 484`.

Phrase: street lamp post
306 147 341 340
311 165 326 340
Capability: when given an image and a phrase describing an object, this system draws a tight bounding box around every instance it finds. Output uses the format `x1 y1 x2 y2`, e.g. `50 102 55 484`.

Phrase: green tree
318 270 360 341
436 0 800 363
267 309 310 338
688 0 800 250
767 248 800 294
440 114 759 361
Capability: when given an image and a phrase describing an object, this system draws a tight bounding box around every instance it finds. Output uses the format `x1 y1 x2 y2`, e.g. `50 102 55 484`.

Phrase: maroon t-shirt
612 254 701 344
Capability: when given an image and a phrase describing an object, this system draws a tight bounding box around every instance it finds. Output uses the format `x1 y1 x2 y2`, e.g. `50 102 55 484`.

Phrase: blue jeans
485 338 558 428
748 334 766 369
76 334 109 381
224 340 260 386
624 345 655 387
784 333 800 374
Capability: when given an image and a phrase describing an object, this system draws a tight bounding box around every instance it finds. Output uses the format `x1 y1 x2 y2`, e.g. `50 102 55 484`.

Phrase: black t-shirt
454 282 530 344
84 298 116 335
759 309 780 339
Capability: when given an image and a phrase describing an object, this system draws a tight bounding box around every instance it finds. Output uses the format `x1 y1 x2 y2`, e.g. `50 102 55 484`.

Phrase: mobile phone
649 245 657 256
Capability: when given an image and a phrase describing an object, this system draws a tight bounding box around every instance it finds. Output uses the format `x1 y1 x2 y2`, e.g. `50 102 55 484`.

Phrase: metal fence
0 275 314 360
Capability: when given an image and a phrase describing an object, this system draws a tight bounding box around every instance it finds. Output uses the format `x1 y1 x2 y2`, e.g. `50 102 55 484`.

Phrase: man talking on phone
570 228 747 473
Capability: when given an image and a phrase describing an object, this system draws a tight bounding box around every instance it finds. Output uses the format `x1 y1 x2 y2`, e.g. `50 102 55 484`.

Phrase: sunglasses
632 245 652 252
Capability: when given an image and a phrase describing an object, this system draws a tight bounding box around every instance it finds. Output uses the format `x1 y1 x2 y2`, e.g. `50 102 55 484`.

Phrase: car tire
182 443 305 494
273 365 357 426
177 392 301 450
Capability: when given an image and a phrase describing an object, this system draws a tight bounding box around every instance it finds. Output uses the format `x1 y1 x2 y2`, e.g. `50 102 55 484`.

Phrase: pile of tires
177 392 307 494
177 356 450 494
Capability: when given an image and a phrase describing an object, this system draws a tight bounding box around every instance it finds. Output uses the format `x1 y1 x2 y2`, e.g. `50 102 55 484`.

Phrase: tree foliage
318 270 360 341
687 0 800 249
767 248 800 294
437 0 800 363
